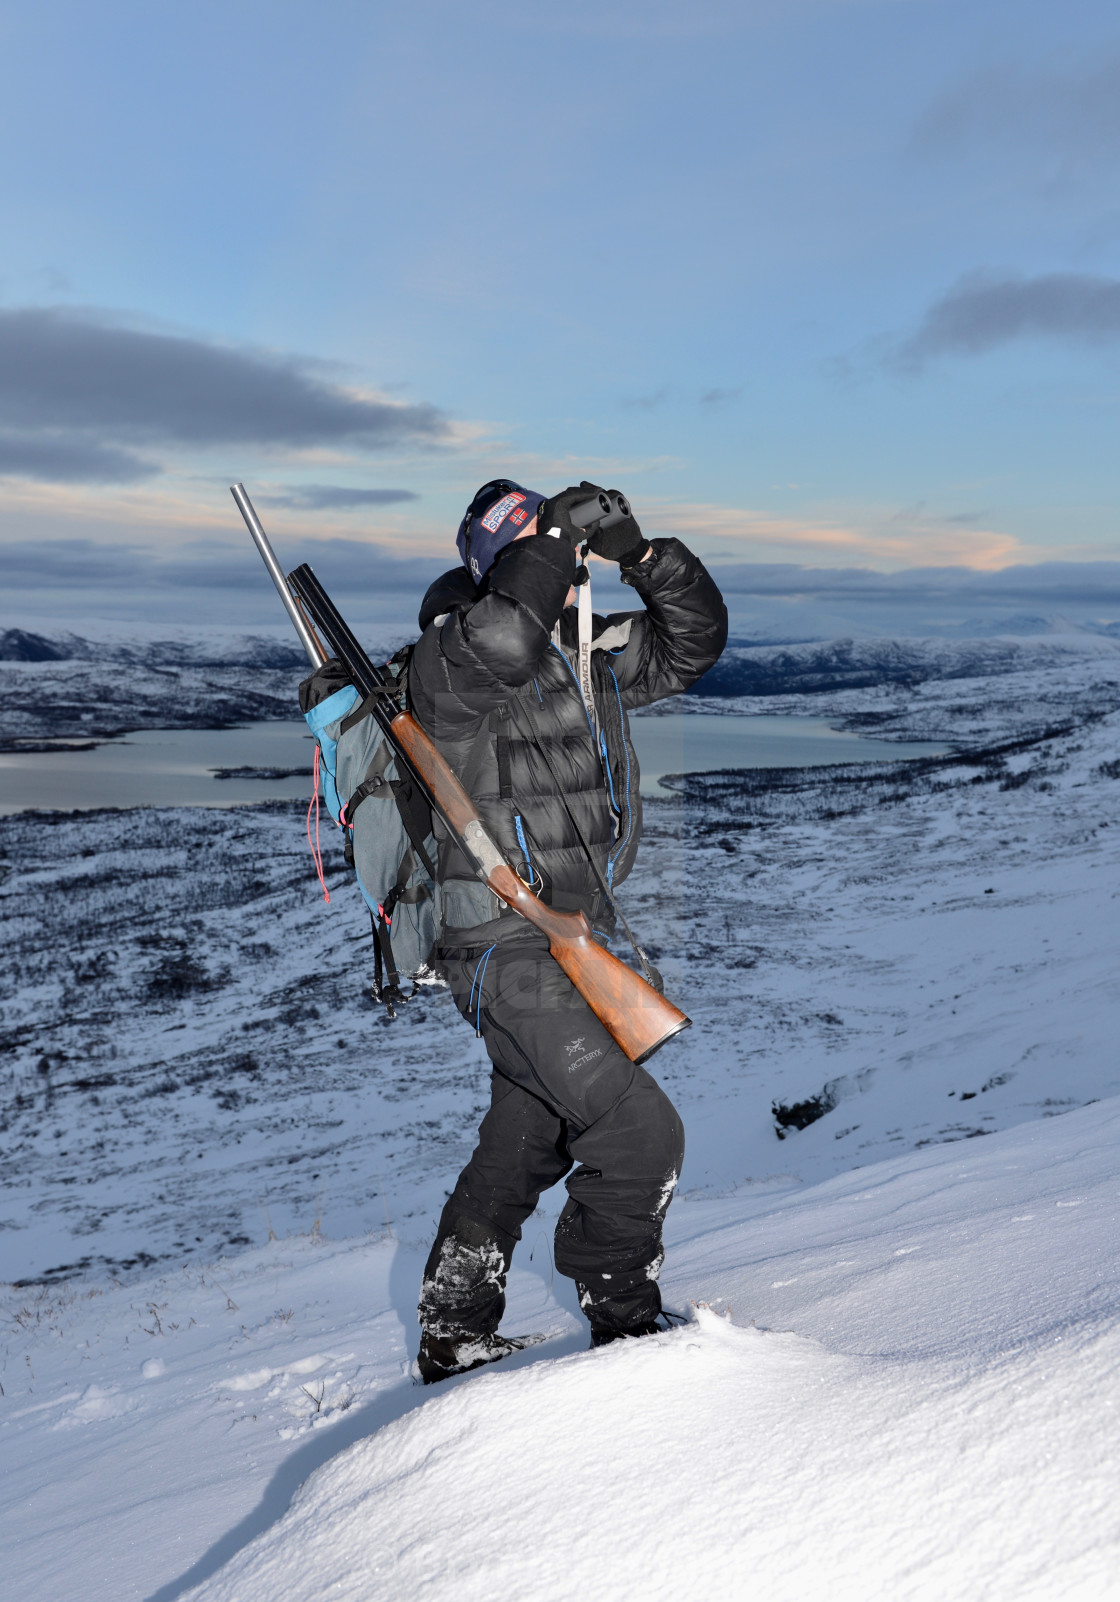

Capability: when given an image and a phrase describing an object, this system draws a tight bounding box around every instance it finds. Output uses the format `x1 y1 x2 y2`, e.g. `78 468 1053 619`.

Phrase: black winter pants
419 934 685 1338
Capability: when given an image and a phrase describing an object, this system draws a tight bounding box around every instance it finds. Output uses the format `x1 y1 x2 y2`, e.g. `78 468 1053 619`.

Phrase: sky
3 0 1120 634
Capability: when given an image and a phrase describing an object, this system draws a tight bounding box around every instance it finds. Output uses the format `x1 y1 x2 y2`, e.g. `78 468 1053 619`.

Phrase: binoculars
568 489 632 535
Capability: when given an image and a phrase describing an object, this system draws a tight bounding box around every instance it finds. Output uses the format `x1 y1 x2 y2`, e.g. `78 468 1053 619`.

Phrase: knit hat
456 480 546 584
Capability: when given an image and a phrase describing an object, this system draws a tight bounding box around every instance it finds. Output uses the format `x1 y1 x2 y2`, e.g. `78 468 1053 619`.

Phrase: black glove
537 482 605 548
585 487 646 567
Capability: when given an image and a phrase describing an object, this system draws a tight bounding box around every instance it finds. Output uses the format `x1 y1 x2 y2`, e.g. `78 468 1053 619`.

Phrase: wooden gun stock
390 710 690 1064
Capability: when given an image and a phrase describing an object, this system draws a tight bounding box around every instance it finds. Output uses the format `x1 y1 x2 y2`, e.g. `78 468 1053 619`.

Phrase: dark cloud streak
10 539 1120 614
620 387 669 411
10 540 1120 636
0 308 452 486
258 485 420 511
0 431 157 483
1 536 448 598
895 273 1120 368
709 560 1120 609
913 57 1120 161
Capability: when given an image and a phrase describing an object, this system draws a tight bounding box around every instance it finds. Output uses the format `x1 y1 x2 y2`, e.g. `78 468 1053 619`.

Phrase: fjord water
0 714 950 814
0 724 318 813
630 713 948 795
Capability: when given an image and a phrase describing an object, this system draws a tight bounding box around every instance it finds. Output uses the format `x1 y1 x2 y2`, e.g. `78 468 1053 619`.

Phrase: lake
631 713 948 795
0 714 950 814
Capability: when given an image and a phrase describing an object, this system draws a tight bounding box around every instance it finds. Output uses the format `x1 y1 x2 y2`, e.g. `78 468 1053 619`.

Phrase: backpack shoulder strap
388 775 437 881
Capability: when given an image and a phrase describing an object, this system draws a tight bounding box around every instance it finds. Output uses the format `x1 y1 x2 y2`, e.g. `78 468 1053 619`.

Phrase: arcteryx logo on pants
566 1037 604 1072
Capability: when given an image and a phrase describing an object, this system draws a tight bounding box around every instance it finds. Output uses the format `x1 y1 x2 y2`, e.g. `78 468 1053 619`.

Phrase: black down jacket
409 533 728 945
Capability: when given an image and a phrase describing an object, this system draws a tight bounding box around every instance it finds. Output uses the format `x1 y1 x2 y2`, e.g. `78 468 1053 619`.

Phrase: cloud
3 538 158 589
0 307 452 486
894 273 1120 368
942 510 989 526
0 533 455 628
703 560 1120 609
699 387 742 406
0 431 157 483
1 535 449 598
642 498 1024 570
620 388 669 411
913 57 1120 162
258 485 420 511
11 533 1120 638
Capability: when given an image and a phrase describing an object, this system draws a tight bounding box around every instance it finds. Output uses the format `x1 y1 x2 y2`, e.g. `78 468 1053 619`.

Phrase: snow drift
183 1098 1120 1602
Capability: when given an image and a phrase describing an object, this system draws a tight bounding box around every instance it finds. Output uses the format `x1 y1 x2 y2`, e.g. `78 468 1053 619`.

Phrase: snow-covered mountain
691 627 1120 700
6 623 1120 749
0 628 310 750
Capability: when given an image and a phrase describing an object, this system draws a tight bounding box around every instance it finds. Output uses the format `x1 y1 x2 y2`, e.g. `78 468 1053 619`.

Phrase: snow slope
3 1098 1117 1602
181 1100 1120 1602
4 641 1120 1599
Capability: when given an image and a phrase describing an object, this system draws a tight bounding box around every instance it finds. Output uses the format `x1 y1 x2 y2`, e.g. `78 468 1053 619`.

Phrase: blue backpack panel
299 653 440 1010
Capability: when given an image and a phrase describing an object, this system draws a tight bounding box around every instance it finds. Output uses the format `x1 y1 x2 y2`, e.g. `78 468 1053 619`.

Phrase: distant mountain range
0 627 308 670
691 629 1120 698
5 626 1120 752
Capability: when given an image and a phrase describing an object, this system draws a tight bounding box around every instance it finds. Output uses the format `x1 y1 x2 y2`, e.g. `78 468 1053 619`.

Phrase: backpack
298 649 441 1013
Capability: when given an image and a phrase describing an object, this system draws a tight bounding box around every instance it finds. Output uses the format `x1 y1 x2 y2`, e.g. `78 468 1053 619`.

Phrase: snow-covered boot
577 1269 665 1345
417 1329 528 1385
588 1311 682 1348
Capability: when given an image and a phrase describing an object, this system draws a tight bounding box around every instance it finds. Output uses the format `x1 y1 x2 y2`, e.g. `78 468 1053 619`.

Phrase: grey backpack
299 651 440 1013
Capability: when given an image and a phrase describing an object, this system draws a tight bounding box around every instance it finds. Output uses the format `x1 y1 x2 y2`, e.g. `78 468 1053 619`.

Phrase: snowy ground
4 1101 1117 1601
3 639 1120 1598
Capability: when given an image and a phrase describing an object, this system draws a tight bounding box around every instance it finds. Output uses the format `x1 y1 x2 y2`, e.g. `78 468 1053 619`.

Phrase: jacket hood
418 566 478 631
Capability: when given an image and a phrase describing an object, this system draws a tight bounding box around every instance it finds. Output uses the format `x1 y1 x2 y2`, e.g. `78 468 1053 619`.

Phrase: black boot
576 1269 665 1344
588 1311 682 1348
417 1329 528 1385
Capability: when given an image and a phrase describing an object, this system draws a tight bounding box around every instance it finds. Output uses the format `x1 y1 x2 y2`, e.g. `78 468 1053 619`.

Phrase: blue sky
3 0 1120 631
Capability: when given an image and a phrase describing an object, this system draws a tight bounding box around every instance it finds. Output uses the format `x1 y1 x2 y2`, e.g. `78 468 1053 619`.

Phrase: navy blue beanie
456 483 546 584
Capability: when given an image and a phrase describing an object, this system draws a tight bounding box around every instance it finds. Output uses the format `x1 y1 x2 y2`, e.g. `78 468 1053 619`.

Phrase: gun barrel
231 483 328 668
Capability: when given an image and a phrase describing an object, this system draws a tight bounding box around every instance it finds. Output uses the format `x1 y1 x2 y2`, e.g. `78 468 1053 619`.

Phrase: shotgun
232 484 690 1065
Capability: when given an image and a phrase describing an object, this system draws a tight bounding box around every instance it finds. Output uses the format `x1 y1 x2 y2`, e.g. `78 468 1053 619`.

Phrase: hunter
410 479 727 1382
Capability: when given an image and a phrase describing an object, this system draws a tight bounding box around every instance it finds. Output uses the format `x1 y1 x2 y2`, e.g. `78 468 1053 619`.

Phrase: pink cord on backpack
307 744 331 904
